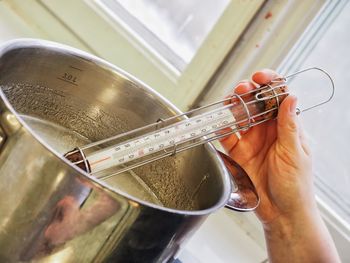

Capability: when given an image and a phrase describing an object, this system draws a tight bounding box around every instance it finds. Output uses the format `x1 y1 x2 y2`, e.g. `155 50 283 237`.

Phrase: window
281 1 350 224
98 0 230 72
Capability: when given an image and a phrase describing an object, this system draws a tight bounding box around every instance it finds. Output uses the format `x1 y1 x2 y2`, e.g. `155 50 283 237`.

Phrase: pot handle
216 150 260 212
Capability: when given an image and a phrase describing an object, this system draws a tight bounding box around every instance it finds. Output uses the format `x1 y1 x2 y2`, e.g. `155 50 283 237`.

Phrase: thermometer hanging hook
284 67 335 113
255 67 335 114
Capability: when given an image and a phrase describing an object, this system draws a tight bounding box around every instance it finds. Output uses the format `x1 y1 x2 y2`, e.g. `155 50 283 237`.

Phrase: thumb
277 95 300 150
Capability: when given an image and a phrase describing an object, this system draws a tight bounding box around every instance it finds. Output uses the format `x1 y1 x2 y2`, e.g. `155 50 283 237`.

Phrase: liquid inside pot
21 115 163 206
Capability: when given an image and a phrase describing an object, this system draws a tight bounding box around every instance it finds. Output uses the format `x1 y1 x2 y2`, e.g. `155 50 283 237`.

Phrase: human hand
221 69 340 263
220 69 316 226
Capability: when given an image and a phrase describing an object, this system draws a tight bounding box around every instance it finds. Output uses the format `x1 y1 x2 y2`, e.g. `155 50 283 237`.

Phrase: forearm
263 209 341 263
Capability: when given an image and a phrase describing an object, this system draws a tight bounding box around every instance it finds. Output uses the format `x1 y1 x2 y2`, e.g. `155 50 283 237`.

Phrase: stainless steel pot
0 39 256 263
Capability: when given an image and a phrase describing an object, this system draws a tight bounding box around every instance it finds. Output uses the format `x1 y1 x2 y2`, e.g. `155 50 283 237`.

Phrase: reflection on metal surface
217 151 260 212
44 247 73 263
52 171 66 188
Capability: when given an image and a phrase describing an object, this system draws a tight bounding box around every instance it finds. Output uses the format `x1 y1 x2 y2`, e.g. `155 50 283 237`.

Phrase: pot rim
0 38 232 216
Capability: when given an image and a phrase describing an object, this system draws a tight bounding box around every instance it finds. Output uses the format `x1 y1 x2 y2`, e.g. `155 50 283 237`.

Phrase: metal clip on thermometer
65 67 335 182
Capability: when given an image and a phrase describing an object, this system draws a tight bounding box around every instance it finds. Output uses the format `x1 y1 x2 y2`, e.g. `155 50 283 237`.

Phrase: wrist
262 206 341 263
262 205 321 238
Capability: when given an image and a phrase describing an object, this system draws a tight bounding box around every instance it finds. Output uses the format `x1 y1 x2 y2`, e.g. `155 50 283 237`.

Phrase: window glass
289 2 350 222
98 0 230 71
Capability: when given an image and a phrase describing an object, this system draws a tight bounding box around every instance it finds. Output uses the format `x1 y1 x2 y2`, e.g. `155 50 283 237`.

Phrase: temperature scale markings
87 108 235 173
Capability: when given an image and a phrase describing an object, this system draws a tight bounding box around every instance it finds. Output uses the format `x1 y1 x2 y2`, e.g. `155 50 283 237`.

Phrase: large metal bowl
0 39 232 262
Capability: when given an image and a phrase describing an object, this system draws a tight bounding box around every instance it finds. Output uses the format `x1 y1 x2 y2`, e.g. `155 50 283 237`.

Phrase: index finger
224 81 256 105
252 69 280 85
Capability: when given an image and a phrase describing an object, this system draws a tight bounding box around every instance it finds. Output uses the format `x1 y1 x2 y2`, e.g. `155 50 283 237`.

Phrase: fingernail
289 95 298 114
